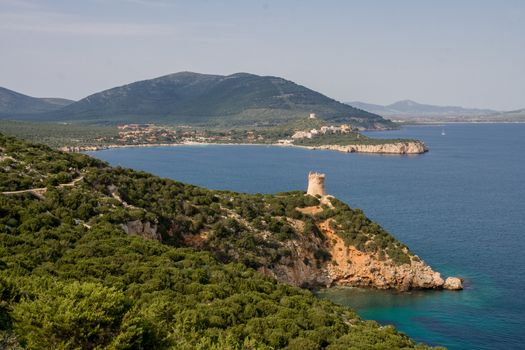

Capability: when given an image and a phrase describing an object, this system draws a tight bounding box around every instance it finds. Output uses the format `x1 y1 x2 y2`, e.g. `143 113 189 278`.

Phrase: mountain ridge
0 87 74 117
2 72 395 129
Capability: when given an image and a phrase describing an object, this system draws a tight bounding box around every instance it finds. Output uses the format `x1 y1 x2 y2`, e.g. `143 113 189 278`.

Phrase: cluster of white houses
291 124 353 140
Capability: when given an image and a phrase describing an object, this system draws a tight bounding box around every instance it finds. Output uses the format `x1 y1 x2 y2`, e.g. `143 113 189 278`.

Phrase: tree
13 281 130 350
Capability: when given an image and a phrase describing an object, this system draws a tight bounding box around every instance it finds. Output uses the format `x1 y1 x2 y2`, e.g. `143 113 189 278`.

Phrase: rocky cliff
256 214 459 291
177 194 461 291
320 219 448 290
306 141 428 154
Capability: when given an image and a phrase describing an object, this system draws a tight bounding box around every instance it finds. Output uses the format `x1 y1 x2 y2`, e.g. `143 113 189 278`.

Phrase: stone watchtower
307 172 326 196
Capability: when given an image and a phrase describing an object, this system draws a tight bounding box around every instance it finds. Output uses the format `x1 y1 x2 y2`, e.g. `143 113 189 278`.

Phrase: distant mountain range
0 72 394 129
346 100 500 119
0 87 74 117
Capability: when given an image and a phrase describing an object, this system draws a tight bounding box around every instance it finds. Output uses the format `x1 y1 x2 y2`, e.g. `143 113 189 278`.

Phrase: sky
0 0 523 110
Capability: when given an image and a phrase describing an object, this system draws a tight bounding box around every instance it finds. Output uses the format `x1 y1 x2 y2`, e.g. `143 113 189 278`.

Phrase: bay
88 123 525 349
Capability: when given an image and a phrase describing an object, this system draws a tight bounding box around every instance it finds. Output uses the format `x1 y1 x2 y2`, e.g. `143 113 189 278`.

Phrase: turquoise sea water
88 123 525 349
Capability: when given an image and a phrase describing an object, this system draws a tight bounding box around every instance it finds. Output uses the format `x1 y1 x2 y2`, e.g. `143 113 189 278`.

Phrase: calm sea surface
88 123 525 349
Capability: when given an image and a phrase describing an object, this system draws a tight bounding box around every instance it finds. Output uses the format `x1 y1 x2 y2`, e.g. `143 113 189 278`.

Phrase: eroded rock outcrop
121 220 161 241
306 141 428 154
321 219 445 290
255 207 461 291
258 236 333 289
444 277 464 290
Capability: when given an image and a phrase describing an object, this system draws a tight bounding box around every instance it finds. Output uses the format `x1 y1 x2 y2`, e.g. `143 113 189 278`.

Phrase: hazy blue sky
1 0 523 110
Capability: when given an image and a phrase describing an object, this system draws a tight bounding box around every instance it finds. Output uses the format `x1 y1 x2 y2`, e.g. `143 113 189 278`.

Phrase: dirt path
296 206 324 215
58 175 84 188
1 176 84 196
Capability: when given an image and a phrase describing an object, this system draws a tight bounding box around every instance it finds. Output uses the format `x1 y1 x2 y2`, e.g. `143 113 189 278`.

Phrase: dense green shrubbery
0 132 413 268
0 195 432 349
0 134 434 349
0 134 104 191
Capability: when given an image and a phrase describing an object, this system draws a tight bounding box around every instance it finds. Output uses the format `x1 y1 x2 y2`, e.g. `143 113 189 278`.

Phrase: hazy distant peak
388 100 420 108
346 99 500 118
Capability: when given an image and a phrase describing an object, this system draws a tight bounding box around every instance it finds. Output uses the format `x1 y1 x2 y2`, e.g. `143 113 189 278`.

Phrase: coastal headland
59 139 428 155
1 133 456 293
0 132 459 349
55 122 428 155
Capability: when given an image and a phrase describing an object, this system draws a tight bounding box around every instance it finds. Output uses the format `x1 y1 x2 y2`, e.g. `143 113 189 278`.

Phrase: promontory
0 133 459 349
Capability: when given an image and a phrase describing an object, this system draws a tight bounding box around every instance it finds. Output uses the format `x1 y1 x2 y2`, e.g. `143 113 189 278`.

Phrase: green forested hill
0 134 439 349
0 87 74 117
6 72 394 129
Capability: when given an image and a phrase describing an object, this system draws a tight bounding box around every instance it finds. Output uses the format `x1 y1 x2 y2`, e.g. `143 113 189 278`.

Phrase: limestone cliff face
320 220 445 290
307 141 428 154
258 233 333 288
257 218 450 291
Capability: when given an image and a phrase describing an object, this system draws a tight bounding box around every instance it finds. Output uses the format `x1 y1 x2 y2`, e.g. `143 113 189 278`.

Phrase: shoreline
395 120 525 125
62 140 428 155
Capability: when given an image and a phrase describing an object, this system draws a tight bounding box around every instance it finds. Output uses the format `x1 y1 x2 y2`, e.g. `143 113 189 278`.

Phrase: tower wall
307 172 326 196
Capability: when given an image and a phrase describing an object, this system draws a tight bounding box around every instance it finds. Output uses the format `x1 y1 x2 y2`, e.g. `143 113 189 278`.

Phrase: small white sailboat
441 129 446 136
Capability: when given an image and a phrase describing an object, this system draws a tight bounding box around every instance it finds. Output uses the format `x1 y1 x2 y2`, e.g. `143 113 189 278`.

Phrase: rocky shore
304 140 428 154
59 140 428 155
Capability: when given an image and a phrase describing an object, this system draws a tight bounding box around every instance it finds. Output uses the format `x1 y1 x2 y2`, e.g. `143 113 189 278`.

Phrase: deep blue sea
88 123 525 349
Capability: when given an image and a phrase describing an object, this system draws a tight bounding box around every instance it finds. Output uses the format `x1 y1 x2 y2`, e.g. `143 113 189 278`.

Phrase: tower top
307 172 326 196
308 171 325 178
